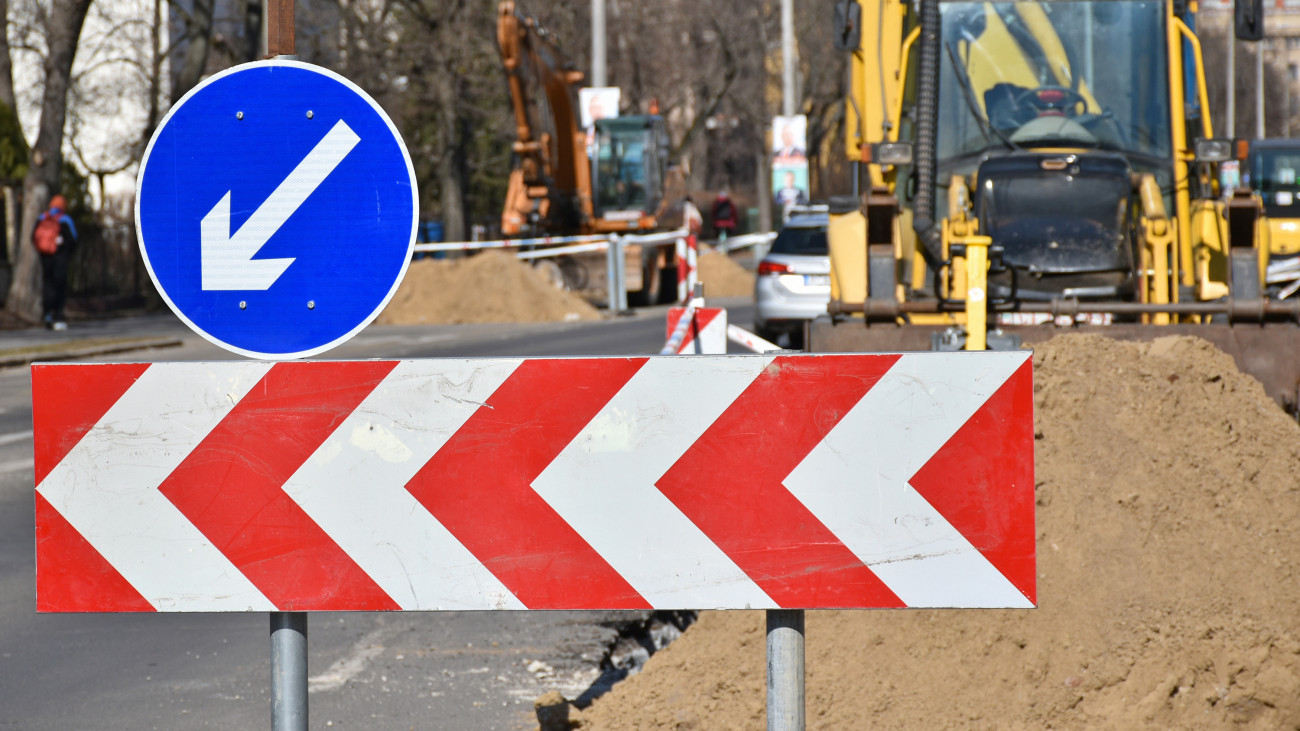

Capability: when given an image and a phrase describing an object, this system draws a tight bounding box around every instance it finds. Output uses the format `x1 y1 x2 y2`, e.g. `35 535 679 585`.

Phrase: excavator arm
496 1 593 236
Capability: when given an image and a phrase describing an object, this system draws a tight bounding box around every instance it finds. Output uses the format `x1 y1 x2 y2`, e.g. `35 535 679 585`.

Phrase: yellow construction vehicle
496 2 680 304
814 0 1300 409
1245 138 1300 269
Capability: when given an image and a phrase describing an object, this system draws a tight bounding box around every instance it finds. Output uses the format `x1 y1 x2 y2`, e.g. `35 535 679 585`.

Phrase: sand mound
697 251 755 298
377 251 601 325
575 334 1300 730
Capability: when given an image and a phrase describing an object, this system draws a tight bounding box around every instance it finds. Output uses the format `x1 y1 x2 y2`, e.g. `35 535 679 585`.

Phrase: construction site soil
377 251 602 325
571 334 1300 730
695 251 756 298
377 250 756 326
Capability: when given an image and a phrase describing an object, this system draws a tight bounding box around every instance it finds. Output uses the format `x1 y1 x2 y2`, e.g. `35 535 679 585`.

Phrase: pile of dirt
696 251 754 298
377 251 602 325
574 334 1300 729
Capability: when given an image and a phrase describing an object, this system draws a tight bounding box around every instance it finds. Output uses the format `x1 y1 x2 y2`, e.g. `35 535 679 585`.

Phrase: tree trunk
436 72 466 242
140 0 165 146
0 0 15 113
172 0 216 102
6 0 93 322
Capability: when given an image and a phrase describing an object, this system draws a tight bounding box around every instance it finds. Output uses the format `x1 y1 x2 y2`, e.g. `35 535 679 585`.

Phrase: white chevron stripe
533 356 778 609
36 363 276 611
281 359 527 610
784 351 1033 608
674 309 728 354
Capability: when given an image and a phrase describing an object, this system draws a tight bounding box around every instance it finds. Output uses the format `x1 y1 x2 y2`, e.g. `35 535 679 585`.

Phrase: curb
0 337 184 369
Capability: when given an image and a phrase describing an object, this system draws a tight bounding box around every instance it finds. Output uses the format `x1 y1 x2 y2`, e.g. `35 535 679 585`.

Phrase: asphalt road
0 298 756 731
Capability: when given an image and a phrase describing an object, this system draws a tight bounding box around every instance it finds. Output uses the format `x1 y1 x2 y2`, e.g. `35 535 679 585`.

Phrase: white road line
0 426 31 444
37 362 276 611
0 457 33 474
309 625 390 693
785 351 1033 608
534 356 778 609
282 359 527 610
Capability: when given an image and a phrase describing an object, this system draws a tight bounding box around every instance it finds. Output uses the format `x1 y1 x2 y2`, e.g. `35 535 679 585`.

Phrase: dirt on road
378 251 602 325
572 334 1300 730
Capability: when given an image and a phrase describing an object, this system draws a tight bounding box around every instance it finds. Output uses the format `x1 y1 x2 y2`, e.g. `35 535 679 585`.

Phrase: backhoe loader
812 0 1300 410
497 1 680 304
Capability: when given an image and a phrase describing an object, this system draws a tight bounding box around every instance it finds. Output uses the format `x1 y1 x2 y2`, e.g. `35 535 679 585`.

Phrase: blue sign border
135 59 417 360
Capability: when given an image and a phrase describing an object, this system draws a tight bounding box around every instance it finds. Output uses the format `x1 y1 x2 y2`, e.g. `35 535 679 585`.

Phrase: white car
753 211 830 348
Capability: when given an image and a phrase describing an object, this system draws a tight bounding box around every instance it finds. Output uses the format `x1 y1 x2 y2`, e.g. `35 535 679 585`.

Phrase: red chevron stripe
31 363 150 485
158 361 400 611
908 358 1036 603
406 358 651 610
36 493 154 612
656 354 907 608
666 308 720 352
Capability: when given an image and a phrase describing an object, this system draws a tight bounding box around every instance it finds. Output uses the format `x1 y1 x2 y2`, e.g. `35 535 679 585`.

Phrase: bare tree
1199 21 1290 141
170 0 215 100
5 0 94 322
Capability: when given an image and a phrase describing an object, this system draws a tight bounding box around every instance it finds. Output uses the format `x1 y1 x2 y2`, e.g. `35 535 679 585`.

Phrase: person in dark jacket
711 191 738 241
32 194 77 330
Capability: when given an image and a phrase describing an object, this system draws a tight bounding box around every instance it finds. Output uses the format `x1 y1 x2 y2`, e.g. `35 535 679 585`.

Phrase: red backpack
33 215 60 255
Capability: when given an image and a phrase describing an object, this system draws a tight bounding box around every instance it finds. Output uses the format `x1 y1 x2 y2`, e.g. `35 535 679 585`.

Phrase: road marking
0 457 33 474
0 430 32 446
309 625 389 693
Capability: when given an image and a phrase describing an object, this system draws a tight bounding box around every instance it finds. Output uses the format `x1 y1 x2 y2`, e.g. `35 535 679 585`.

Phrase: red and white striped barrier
714 231 776 253
33 354 1034 613
675 235 698 303
663 307 727 354
412 228 689 258
727 324 782 353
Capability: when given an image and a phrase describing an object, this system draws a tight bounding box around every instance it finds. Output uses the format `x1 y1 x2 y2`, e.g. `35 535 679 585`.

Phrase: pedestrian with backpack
31 193 76 330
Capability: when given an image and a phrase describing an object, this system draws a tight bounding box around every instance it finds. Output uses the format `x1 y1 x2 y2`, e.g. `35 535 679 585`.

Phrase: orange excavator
496 1 680 303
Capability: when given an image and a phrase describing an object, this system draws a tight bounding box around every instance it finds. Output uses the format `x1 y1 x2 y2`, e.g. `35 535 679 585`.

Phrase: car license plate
803 274 830 286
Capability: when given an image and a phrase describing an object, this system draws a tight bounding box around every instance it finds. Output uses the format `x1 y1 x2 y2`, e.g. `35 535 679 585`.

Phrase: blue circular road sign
136 60 417 359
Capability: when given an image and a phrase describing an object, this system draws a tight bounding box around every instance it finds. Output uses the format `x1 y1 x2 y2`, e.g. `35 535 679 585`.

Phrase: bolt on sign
33 352 1035 613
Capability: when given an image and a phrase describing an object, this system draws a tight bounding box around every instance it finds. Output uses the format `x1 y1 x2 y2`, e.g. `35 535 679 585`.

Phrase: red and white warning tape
727 324 782 353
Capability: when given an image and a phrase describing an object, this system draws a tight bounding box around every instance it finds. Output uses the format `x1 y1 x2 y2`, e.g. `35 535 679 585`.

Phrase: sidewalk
0 313 190 368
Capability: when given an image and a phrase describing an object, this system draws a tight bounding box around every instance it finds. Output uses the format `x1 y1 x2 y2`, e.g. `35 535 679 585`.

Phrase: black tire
557 256 589 290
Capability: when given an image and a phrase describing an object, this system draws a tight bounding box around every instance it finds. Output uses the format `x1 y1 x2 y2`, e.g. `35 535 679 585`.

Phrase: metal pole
1227 28 1236 138
766 609 805 731
781 0 797 117
604 236 618 314
1258 40 1266 139
265 0 294 57
271 612 308 731
614 235 628 312
591 0 606 87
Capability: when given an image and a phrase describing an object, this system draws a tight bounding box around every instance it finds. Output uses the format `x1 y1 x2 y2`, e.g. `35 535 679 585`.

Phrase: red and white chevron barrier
663 307 727 355
33 353 1034 613
675 235 698 303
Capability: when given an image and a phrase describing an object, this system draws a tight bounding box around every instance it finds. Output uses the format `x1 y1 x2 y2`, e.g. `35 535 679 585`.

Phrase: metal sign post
767 609 805 730
265 6 308 729
271 612 308 731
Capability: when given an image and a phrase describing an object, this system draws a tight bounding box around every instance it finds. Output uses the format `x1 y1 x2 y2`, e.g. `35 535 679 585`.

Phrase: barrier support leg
767 609 805 731
271 612 308 731
614 235 628 312
605 237 619 315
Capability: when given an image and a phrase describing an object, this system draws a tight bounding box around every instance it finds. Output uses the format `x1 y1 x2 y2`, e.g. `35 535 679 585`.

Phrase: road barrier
660 299 700 355
676 235 699 303
661 299 729 355
35 349 1034 730
727 324 782 353
714 231 776 254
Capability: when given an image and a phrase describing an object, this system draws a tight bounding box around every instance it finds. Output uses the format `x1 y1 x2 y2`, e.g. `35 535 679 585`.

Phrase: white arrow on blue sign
135 60 417 359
